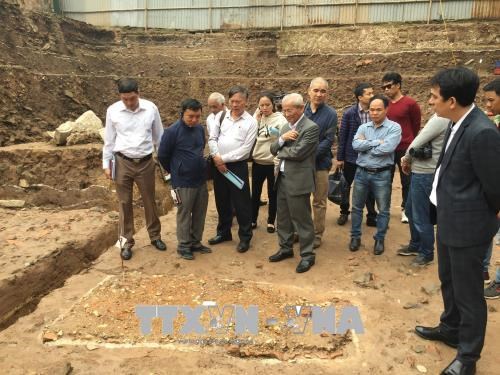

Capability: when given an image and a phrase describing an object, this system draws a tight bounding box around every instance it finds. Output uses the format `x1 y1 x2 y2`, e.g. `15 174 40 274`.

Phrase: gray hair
309 77 329 89
282 93 304 107
208 92 225 104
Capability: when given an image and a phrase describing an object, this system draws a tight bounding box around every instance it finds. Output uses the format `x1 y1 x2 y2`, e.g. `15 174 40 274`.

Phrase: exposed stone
42 330 58 343
18 179 29 188
0 199 25 208
421 283 440 296
51 111 103 145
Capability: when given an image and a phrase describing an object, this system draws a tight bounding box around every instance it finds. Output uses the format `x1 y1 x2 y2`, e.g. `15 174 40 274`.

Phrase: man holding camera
400 114 448 266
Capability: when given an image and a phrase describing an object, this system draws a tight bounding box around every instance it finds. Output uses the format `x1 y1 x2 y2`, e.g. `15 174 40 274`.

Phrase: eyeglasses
381 83 394 90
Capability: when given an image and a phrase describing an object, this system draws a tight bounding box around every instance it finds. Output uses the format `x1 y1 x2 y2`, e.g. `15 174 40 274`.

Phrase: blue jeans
351 168 392 241
405 173 435 260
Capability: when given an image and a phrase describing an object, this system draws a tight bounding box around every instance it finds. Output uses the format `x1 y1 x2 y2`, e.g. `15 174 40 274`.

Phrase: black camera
409 142 432 159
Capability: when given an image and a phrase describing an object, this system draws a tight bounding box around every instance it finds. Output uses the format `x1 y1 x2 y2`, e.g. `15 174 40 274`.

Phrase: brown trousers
115 155 161 245
313 169 329 239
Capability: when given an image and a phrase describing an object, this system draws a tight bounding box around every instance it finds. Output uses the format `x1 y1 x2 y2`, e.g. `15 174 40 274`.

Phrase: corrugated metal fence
54 0 500 31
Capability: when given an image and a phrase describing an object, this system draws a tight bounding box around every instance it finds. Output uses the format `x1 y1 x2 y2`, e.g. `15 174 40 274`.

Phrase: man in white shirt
208 86 258 253
103 78 166 260
206 92 227 137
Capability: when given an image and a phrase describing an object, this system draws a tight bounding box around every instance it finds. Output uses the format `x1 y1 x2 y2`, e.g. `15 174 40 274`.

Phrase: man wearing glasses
381 72 421 224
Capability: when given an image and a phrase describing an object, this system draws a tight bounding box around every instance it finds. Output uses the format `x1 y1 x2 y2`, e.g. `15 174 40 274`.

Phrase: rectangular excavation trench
43 273 353 361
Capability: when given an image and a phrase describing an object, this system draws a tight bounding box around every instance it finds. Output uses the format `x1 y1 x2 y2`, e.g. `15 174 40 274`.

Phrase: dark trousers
251 162 277 225
437 239 488 365
340 161 376 219
391 149 411 208
213 161 252 243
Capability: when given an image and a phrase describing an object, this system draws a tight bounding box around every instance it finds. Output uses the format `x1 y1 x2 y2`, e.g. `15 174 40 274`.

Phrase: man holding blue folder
208 86 258 253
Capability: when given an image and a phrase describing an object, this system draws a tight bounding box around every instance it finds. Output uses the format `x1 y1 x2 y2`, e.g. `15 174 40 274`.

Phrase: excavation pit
45 273 353 361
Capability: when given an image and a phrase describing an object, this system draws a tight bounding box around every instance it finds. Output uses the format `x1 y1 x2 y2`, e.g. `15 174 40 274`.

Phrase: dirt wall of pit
0 0 499 146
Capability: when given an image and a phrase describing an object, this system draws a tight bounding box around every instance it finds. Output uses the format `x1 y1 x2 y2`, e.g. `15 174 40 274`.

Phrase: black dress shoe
349 237 361 251
374 239 384 255
415 326 458 348
441 359 476 375
296 258 315 273
191 244 212 253
237 241 250 253
269 250 294 262
208 234 232 245
177 249 194 260
120 246 133 260
337 214 348 225
151 239 167 251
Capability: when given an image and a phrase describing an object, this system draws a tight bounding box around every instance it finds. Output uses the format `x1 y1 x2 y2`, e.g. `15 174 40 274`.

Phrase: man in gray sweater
399 114 449 265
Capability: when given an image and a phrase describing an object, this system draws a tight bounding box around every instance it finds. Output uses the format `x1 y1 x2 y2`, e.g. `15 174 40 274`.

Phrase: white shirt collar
290 114 304 128
452 104 475 129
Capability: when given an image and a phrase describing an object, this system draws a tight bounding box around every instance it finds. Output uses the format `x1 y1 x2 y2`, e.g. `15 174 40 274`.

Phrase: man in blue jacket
336 83 377 227
158 99 211 260
304 77 337 249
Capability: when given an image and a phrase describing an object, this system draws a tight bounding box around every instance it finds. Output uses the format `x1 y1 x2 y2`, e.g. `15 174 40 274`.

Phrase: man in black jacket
414 68 500 375
158 99 211 260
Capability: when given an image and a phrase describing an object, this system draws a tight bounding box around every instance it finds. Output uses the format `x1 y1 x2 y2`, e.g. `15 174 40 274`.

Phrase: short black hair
369 94 390 108
181 98 202 114
431 67 479 107
228 85 249 99
117 78 139 93
354 83 372 101
484 78 500 95
382 72 402 87
257 92 276 112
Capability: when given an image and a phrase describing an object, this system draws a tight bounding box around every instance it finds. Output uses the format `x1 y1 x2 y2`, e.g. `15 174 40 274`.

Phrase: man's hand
216 163 228 173
336 160 344 169
282 130 299 142
213 154 228 173
212 154 224 166
104 168 112 179
356 133 366 141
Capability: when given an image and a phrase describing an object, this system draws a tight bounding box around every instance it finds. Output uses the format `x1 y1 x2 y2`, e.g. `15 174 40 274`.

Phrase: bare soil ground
0 183 498 374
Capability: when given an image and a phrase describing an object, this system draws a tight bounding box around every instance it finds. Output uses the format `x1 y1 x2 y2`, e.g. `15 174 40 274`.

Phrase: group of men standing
102 69 500 374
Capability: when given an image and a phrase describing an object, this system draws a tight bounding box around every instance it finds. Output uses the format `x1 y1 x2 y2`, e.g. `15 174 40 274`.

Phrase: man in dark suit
415 67 500 375
269 93 319 273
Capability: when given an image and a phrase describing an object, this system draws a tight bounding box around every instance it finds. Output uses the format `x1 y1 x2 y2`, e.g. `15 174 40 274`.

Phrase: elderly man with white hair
269 93 319 273
206 92 227 136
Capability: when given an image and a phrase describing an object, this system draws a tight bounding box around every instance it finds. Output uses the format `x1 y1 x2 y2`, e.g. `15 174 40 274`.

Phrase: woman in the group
251 92 288 233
